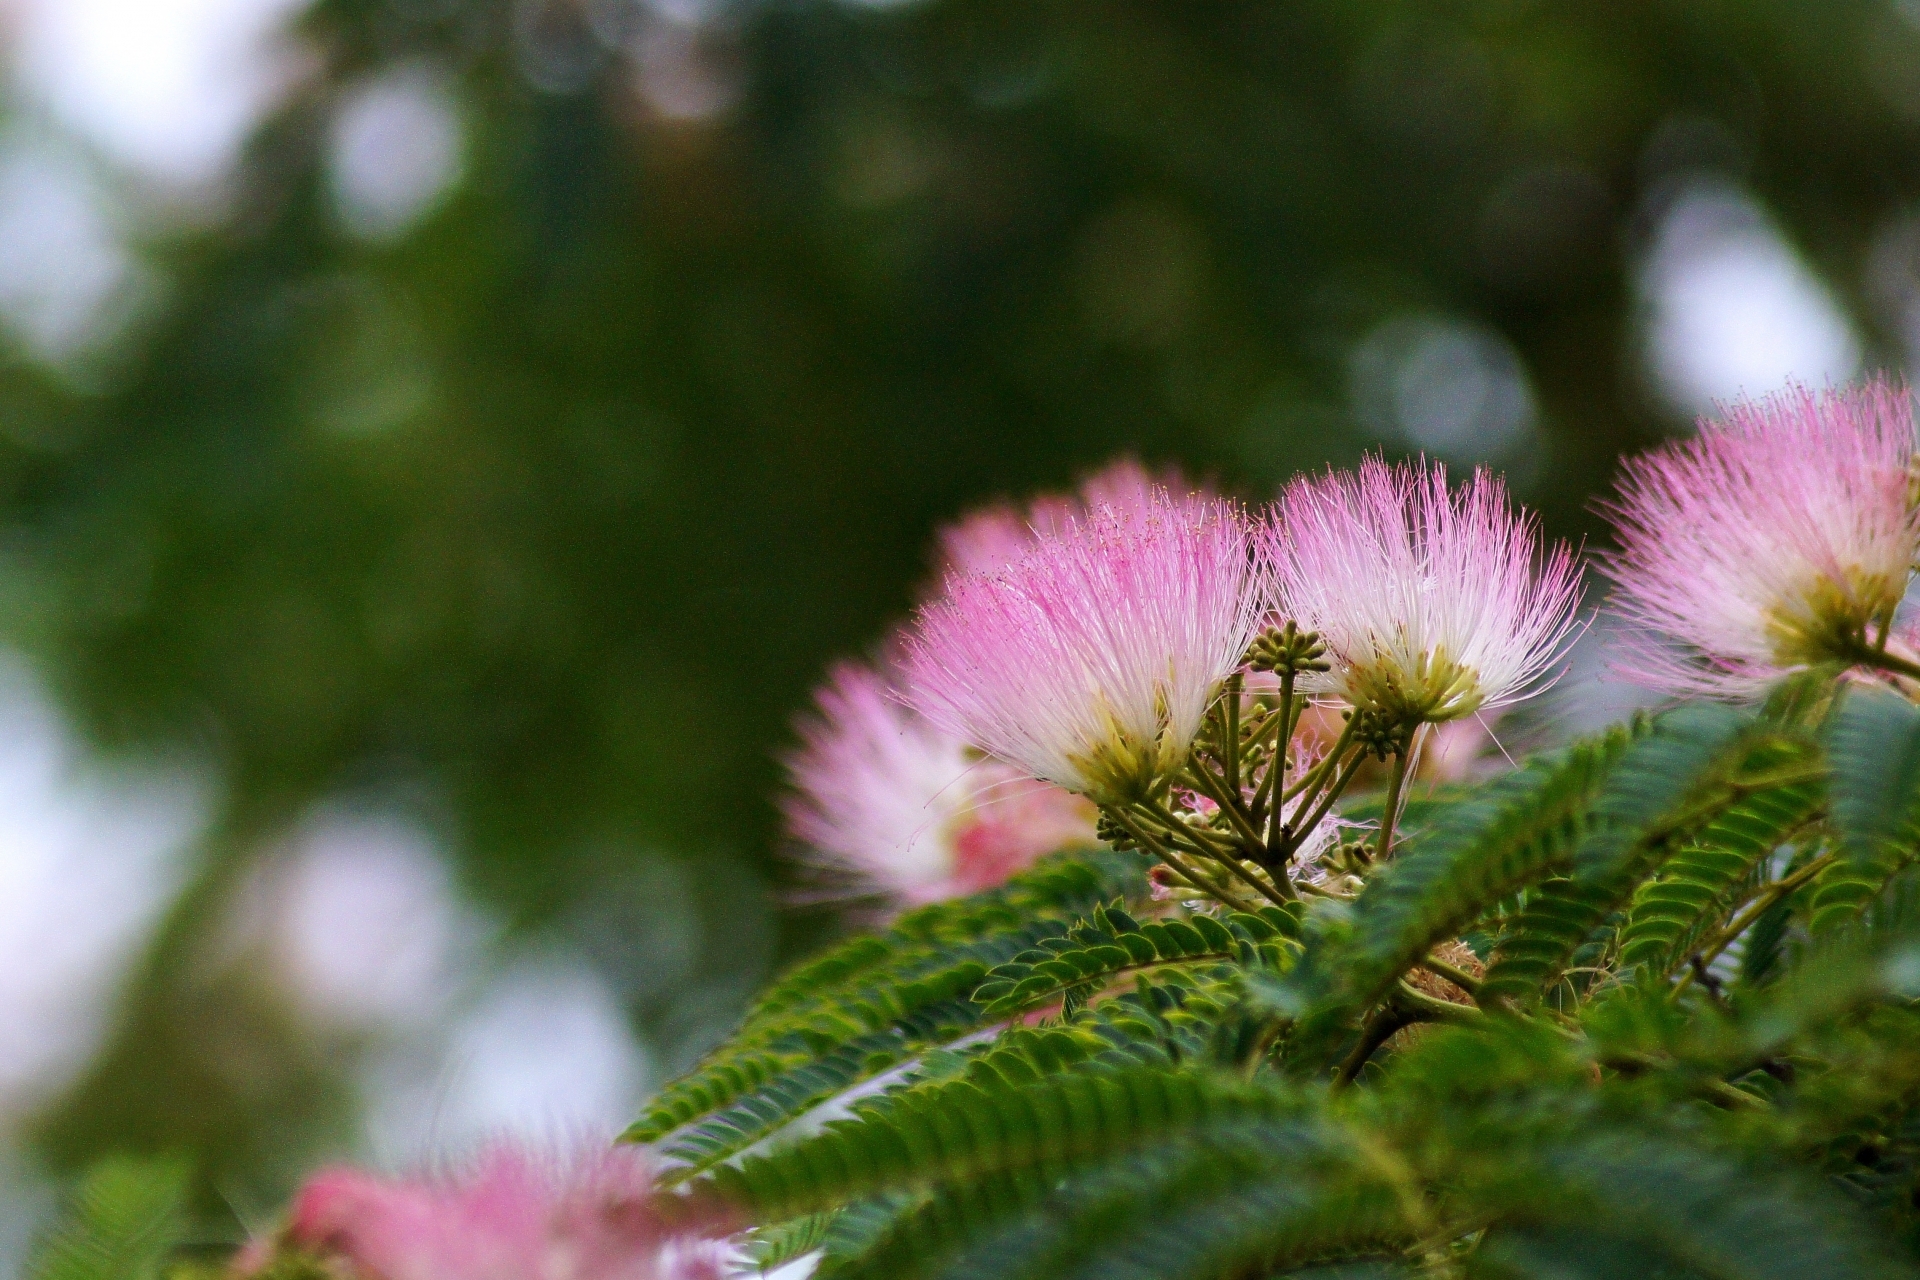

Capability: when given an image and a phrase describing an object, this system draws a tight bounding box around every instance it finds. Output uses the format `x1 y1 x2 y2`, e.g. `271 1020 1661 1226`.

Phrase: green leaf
823 1112 1404 1280
704 1067 1282 1224
1476 1129 1918 1280
1479 706 1772 1005
625 849 1151 1151
1807 849 1920 938
1473 1225 1732 1280
1618 772 1822 979
27 1156 190 1280
1568 703 1757 880
744 1211 838 1272
1282 719 1647 1017
1826 687 1920 864
971 904 1297 1019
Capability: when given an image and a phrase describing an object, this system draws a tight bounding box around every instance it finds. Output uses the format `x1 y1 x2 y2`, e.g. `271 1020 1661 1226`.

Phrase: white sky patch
0 134 155 368
9 0 310 192
1349 312 1538 464
0 658 202 1120
330 63 465 241
362 952 651 1161
1640 181 1861 416
255 811 480 1032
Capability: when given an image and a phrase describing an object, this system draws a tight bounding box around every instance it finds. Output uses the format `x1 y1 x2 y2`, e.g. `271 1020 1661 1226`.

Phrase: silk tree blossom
783 662 1096 907
238 1142 728 1280
1599 379 1920 697
1270 458 1581 727
904 494 1265 804
936 458 1211 579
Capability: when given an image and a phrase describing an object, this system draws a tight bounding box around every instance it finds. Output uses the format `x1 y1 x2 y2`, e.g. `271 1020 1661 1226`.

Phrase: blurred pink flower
1270 458 1581 726
242 1143 727 1280
904 493 1265 803
1599 379 1919 698
935 458 1210 579
783 661 1095 907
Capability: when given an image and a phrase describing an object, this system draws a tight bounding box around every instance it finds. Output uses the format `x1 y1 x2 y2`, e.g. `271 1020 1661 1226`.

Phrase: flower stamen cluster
904 494 1266 806
798 455 1580 911
1600 378 1920 696
1269 458 1582 732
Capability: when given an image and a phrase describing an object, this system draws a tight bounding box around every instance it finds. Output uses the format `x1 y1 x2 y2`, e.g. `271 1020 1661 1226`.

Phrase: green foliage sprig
636 672 1920 1279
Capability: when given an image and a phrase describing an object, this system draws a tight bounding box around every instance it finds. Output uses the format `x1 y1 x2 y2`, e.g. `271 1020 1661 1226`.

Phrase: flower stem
1286 752 1366 863
1857 645 1920 684
1110 807 1259 912
1141 795 1293 908
1681 849 1836 985
1181 762 1267 852
1415 953 1481 996
1373 750 1410 863
1264 667 1296 844
1222 673 1242 795
1282 713 1358 803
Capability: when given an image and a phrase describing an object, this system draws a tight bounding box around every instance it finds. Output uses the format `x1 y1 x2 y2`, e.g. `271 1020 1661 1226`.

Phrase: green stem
1415 954 1481 995
1853 644 1920 683
1688 849 1836 978
1263 667 1296 844
1143 796 1293 907
1222 673 1242 796
1163 850 1258 912
1334 1004 1417 1086
1138 795 1239 859
1131 799 1278 906
1282 713 1358 803
1181 763 1266 852
1726 764 1827 794
1128 802 1282 909
1374 750 1410 863
1393 979 1482 1023
1194 843 1295 908
1287 752 1366 865
1111 807 1258 912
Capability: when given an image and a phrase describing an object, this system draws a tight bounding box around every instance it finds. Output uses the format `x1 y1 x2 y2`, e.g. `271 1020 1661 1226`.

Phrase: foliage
634 679 1920 1277
25 1156 191 1280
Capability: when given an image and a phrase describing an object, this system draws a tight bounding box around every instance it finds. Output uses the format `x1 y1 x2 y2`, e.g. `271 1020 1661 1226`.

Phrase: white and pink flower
1269 458 1581 726
935 458 1211 580
783 662 1094 907
904 492 1265 803
1599 379 1920 698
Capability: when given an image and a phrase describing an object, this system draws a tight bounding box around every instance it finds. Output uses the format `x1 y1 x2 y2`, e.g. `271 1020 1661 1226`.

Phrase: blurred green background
0 0 1914 1257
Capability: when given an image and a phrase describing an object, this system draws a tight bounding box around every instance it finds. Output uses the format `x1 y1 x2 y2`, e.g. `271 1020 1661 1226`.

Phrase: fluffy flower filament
903 459 1575 908
1600 378 1920 696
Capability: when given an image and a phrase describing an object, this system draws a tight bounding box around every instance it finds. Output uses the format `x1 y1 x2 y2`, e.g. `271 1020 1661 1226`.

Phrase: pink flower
1599 379 1920 697
243 1143 727 1280
935 458 1210 579
783 662 1096 907
904 493 1265 803
1269 458 1581 726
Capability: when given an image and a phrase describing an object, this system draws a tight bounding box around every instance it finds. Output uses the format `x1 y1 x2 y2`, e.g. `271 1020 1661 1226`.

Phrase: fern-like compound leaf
1478 706 1776 1005
625 849 1150 1158
704 1067 1283 1225
1279 718 1646 1020
26 1156 190 1280
971 903 1298 1020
